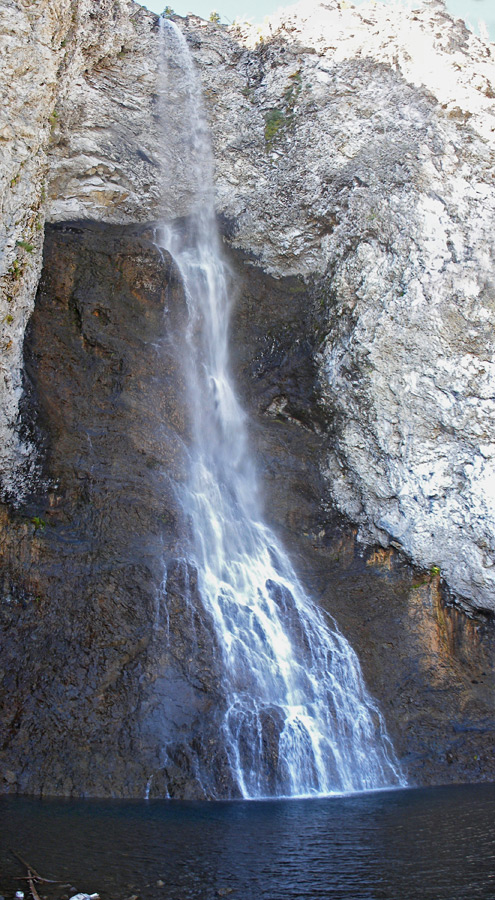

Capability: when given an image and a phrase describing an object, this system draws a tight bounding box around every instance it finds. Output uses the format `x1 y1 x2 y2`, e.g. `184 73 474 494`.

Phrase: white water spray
157 18 405 797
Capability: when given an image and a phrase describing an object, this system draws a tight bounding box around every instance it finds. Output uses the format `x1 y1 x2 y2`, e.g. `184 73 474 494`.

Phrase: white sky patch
141 0 495 39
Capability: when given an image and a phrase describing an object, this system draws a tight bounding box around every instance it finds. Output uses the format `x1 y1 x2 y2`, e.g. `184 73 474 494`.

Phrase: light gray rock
1 0 495 612
0 0 157 501
0 0 62 499
184 1 495 612
47 2 162 223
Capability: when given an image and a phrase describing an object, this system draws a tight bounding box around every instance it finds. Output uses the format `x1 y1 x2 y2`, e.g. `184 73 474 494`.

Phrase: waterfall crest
157 18 405 798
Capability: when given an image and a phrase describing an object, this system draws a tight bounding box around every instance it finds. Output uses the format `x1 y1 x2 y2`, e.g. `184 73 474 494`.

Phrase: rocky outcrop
1 0 495 794
2 0 495 613
229 254 495 785
0 0 156 502
0 222 242 798
1 224 493 795
187 0 495 614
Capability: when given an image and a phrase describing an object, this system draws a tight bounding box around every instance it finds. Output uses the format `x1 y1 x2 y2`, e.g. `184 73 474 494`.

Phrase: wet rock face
0 0 158 504
1 0 495 794
230 253 495 787
0 224 494 795
4 0 495 613
0 223 236 798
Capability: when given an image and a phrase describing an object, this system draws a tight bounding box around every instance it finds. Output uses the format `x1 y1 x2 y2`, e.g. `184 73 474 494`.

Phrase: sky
141 0 495 39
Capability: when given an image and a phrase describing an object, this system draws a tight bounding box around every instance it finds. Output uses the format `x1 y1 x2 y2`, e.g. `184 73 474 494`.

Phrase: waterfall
156 18 405 798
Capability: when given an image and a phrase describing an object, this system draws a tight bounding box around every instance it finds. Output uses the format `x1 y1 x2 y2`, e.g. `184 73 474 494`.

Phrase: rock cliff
0 0 156 499
2 0 495 613
1 0 495 795
170 0 495 614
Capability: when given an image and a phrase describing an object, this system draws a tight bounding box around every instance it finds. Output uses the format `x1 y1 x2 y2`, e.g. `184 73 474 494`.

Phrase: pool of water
1 784 495 900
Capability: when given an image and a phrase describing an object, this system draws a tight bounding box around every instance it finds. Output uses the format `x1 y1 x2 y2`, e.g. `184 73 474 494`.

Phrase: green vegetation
31 516 47 532
49 109 59 132
8 260 22 281
264 108 286 146
16 240 34 252
209 10 221 23
10 173 20 189
264 69 303 151
3 314 14 325
283 69 303 115
412 564 441 589
163 5 174 15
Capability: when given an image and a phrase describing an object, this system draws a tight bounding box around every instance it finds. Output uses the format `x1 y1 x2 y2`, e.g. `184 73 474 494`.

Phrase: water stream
156 18 404 798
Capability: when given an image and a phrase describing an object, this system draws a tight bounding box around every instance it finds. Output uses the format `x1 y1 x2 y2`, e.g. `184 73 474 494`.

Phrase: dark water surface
1 784 495 900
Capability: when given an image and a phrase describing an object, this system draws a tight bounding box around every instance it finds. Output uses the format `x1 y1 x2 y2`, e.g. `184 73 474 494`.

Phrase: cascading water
157 18 405 798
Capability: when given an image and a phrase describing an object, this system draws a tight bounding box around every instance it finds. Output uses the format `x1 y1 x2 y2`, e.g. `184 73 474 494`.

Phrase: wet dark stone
229 248 495 788
0 223 231 798
0 222 494 797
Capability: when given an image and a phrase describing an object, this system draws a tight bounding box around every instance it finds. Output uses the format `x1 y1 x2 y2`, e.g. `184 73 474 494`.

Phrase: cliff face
1 223 493 796
172 0 495 615
2 0 495 614
1 0 495 795
0 0 157 501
